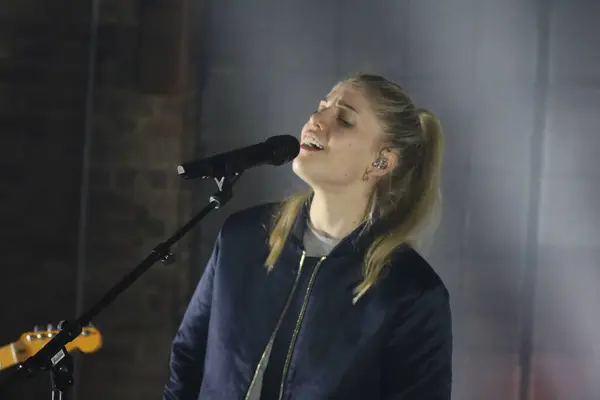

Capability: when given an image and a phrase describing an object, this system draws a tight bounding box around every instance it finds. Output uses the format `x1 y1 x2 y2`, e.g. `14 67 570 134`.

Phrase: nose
309 109 327 132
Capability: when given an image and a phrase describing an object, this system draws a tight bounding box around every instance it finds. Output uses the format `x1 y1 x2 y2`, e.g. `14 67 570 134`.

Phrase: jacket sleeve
381 283 453 399
163 232 221 400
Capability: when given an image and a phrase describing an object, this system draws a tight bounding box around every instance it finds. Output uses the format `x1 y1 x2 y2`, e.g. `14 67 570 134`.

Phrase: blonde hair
265 73 444 303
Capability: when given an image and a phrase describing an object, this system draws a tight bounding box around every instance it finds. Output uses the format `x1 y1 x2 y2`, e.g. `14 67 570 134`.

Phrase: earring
372 157 388 170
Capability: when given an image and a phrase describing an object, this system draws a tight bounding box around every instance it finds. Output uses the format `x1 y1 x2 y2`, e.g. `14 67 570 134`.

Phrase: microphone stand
0 171 242 400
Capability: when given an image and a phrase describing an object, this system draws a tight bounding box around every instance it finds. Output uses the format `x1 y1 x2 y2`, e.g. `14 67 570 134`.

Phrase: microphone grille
266 135 300 165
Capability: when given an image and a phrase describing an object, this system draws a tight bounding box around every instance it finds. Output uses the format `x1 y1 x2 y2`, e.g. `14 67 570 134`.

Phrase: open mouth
300 138 324 151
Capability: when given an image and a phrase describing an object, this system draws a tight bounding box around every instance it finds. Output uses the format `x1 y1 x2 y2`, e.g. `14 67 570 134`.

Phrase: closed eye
315 101 354 127
337 109 353 128
338 117 352 127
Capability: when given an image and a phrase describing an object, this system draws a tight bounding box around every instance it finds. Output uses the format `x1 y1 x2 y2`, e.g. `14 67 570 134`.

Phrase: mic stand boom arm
0 170 242 399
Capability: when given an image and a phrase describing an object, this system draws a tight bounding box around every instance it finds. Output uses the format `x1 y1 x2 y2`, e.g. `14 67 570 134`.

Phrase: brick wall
0 1 197 399
0 1 91 398
77 0 197 399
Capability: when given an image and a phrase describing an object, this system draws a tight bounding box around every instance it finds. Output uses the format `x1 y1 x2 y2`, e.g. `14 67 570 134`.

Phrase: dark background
1 0 599 399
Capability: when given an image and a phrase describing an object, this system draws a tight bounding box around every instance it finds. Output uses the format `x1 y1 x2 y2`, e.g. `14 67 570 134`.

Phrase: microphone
177 135 300 179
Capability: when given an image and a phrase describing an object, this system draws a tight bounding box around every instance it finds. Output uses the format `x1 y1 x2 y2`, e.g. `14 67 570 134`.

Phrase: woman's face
292 83 384 191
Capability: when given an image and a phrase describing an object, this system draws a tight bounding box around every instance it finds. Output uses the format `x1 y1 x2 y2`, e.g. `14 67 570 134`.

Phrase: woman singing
163 73 453 399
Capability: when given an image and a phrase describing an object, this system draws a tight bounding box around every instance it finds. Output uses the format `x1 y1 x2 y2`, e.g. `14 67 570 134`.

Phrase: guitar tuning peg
47 323 55 332
33 325 42 332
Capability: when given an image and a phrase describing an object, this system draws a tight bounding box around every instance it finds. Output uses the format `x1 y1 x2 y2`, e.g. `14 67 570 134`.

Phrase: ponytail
354 107 444 303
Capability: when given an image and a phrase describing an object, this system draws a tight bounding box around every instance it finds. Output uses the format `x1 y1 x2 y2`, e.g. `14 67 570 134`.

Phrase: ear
368 148 398 178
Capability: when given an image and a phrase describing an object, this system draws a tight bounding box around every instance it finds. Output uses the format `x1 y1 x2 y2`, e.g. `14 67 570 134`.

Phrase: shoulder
211 202 282 269
383 246 450 303
219 201 281 243
381 248 452 339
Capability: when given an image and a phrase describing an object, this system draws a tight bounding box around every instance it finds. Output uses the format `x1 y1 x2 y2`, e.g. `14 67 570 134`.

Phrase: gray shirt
302 219 341 257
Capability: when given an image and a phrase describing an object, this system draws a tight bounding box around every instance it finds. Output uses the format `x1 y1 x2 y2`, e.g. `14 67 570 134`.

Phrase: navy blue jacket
163 202 452 399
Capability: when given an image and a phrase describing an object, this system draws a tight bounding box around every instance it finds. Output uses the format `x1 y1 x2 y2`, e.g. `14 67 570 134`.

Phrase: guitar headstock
14 323 103 363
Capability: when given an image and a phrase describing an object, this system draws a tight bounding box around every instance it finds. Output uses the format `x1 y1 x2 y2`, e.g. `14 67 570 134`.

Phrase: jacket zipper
244 251 308 400
278 255 327 400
